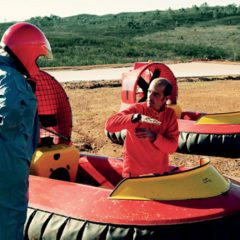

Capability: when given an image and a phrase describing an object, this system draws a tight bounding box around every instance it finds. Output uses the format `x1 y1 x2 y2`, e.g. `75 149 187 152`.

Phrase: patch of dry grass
178 80 240 113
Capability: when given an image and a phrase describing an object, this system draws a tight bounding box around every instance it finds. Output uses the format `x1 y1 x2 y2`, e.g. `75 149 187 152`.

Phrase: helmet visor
44 38 53 60
37 38 53 62
44 49 53 60
39 37 53 60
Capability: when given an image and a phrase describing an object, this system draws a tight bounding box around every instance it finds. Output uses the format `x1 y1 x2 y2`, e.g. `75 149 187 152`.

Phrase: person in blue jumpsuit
0 22 52 239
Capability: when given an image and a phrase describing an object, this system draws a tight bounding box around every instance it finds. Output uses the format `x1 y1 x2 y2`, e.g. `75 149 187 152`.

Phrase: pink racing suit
105 102 179 177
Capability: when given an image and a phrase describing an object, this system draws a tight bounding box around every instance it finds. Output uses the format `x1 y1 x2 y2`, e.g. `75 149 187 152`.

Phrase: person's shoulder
6 67 26 91
135 102 147 107
165 106 177 116
165 106 174 112
1 65 23 79
0 58 25 88
123 102 146 114
135 102 147 111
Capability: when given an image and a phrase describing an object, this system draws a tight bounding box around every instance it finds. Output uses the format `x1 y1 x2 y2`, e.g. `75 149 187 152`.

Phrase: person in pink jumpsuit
105 78 179 177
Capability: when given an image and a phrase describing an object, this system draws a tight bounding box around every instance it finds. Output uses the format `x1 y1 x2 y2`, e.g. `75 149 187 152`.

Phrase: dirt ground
62 75 240 178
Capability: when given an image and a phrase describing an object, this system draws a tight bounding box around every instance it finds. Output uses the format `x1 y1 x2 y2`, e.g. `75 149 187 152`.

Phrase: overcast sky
1 0 239 22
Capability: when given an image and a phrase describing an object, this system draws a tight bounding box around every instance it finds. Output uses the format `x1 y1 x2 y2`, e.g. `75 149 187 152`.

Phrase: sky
1 0 240 22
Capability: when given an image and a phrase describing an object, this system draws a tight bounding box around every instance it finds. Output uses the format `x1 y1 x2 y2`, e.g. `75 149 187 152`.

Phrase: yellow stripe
109 160 230 201
196 112 240 125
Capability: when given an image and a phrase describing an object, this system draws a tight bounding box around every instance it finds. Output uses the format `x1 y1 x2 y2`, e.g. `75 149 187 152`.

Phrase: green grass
136 24 240 60
0 4 239 66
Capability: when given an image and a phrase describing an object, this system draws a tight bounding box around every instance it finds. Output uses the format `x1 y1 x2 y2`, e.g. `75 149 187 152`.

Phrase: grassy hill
0 3 239 67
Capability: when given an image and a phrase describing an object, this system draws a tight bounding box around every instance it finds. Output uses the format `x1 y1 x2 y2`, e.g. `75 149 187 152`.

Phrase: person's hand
135 128 157 142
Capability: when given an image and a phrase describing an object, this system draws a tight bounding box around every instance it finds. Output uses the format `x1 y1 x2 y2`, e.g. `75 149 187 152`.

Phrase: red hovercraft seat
105 62 240 158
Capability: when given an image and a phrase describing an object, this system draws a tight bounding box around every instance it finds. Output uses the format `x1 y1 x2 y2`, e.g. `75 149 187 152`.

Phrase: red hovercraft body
24 70 240 240
105 62 240 158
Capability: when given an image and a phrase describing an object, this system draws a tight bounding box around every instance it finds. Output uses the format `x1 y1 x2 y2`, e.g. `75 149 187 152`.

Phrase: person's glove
132 114 161 125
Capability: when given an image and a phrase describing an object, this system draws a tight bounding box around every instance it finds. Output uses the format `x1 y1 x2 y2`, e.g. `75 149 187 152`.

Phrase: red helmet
0 22 52 77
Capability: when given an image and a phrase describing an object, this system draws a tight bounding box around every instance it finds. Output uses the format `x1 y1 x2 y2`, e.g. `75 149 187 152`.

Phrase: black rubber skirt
105 130 240 158
25 207 240 240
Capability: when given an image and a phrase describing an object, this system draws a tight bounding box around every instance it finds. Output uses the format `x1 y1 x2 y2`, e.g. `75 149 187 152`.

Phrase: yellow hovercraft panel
196 112 240 125
109 160 230 201
30 144 80 182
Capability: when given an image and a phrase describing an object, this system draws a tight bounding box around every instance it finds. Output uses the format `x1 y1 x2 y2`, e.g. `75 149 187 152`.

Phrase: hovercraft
105 61 240 157
24 69 240 239
26 146 240 240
